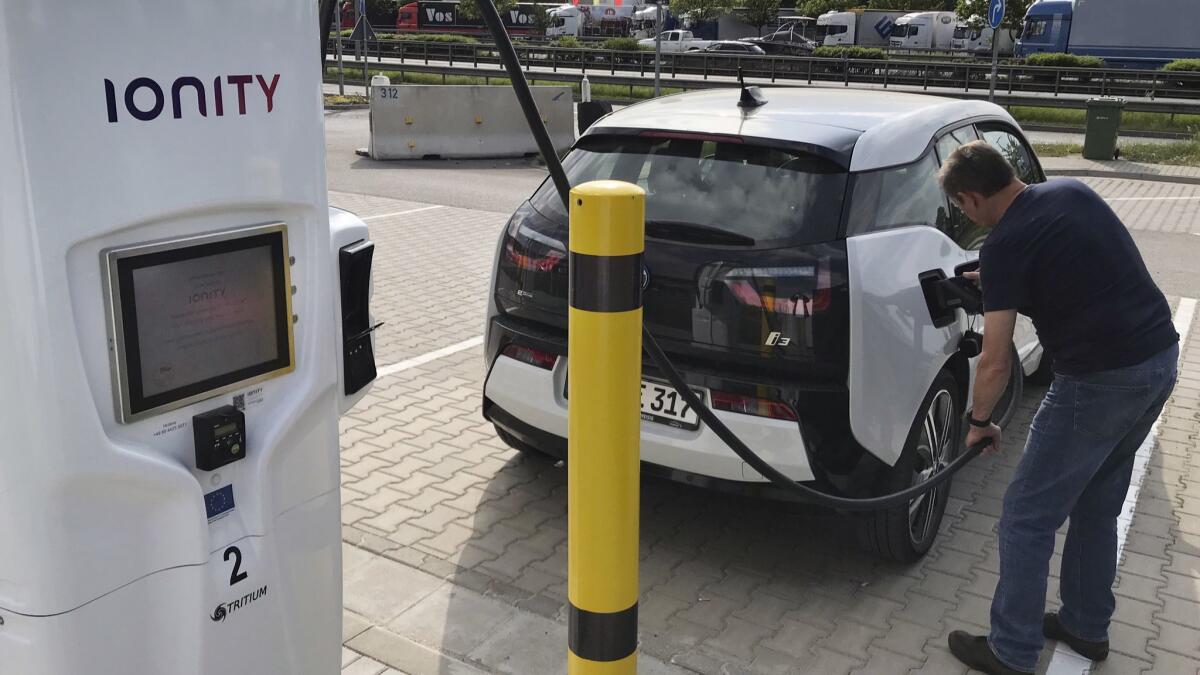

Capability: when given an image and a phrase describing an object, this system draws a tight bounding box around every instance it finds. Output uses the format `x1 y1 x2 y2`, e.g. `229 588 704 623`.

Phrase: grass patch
1030 142 1079 157
1033 138 1200 166
1010 105 1200 135
1117 138 1200 166
324 93 369 105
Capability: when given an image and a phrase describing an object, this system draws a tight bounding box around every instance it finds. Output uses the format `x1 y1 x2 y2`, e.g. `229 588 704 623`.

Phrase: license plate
640 379 703 430
563 378 704 430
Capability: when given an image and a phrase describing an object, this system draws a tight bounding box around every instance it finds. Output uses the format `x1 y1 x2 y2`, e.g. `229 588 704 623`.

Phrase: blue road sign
989 0 1005 30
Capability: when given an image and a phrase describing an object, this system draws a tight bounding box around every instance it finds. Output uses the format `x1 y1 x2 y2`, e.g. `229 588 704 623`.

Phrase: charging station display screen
106 225 294 421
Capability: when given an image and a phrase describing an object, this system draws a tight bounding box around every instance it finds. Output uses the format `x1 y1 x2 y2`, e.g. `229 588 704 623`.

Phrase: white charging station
0 2 375 673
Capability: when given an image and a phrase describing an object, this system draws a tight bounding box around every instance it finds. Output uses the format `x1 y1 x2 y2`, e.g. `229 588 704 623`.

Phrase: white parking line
375 336 484 378
361 205 445 221
1044 296 1196 675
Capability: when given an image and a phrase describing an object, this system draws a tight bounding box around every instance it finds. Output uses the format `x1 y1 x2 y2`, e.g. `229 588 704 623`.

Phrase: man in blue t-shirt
936 141 1178 675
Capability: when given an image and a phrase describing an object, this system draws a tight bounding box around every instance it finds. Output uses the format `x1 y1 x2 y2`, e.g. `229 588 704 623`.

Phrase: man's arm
972 309 1017 420
967 309 1017 453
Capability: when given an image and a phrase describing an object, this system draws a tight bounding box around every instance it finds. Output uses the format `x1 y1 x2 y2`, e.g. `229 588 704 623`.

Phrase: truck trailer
816 9 909 48
395 1 552 35
1015 0 1200 67
952 18 1016 56
888 11 957 50
547 1 643 38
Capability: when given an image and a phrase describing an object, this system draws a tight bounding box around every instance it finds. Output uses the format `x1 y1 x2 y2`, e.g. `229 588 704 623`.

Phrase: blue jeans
988 344 1179 672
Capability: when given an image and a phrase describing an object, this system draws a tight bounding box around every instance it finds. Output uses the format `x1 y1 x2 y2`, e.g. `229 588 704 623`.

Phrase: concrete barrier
369 84 574 159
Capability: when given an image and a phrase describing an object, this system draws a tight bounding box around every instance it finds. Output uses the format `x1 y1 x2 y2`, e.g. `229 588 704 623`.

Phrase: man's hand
967 422 1002 456
963 270 981 288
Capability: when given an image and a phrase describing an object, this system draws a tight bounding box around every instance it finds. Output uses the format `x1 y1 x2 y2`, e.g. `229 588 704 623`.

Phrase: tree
955 0 1031 33
796 0 854 18
671 0 738 24
743 0 782 36
530 2 552 34
456 0 520 21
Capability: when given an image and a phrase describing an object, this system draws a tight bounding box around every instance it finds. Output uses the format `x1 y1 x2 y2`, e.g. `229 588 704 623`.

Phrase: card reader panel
194 405 246 471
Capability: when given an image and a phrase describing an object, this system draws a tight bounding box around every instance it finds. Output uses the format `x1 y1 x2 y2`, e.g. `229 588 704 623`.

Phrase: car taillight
502 344 557 370
711 390 798 421
721 259 832 315
503 210 566 273
505 241 564 272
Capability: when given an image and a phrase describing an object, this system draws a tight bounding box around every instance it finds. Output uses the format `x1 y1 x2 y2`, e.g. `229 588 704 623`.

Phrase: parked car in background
700 41 765 55
638 29 716 52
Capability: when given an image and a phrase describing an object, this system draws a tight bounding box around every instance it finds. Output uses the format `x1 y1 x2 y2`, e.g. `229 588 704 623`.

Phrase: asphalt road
325 109 546 214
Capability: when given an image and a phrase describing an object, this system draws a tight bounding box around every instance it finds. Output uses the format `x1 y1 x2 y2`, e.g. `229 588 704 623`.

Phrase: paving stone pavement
331 184 1200 674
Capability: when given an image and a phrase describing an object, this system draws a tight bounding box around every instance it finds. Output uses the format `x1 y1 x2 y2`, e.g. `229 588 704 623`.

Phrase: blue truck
1015 0 1200 68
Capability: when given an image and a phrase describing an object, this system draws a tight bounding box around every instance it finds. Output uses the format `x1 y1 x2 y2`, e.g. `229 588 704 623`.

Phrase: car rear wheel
858 370 961 562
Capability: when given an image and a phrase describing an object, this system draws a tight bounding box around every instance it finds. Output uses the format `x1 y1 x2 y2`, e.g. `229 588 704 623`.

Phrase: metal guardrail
324 60 1200 115
328 38 1200 106
327 41 1200 114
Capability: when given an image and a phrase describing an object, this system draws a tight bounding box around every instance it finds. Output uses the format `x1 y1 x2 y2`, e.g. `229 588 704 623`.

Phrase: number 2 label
224 545 248 586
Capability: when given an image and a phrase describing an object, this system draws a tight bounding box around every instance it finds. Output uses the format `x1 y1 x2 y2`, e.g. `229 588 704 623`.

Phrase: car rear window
530 134 848 247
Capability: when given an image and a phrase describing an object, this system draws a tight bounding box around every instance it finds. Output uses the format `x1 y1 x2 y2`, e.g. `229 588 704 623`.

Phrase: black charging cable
643 328 991 511
475 0 993 511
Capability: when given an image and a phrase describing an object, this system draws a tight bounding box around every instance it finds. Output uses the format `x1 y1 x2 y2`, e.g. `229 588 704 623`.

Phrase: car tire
858 370 962 563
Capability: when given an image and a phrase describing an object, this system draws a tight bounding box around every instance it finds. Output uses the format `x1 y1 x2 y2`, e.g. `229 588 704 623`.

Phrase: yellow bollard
567 180 645 674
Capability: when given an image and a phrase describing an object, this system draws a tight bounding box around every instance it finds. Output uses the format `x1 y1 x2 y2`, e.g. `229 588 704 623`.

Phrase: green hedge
550 36 584 49
338 31 479 44
812 46 886 60
1163 59 1200 72
600 37 645 52
1023 52 1105 68
392 33 479 44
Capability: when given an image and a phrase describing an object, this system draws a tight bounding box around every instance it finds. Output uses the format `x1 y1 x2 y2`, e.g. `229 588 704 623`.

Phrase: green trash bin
1083 97 1125 160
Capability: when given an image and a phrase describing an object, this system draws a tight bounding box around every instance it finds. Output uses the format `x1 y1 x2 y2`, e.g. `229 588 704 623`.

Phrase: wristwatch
968 411 993 428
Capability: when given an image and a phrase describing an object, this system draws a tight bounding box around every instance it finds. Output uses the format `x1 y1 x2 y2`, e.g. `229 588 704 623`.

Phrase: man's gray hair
938 140 1017 199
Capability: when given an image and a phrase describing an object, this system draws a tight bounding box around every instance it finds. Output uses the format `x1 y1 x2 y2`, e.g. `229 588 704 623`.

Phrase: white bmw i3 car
482 88 1047 560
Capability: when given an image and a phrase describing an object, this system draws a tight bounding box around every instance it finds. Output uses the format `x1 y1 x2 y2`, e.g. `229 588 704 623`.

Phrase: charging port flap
340 239 377 396
919 269 955 328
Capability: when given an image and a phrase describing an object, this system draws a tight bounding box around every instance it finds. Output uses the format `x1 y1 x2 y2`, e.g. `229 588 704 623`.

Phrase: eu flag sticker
205 485 235 522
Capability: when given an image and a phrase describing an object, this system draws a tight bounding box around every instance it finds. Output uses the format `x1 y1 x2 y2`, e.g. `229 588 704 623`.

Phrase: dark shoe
1043 612 1109 662
948 631 1033 675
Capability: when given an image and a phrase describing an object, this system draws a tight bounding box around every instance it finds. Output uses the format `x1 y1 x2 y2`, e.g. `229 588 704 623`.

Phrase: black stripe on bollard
569 252 643 313
568 602 638 663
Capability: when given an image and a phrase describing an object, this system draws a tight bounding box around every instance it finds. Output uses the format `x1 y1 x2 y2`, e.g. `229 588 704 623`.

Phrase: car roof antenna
737 68 767 109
